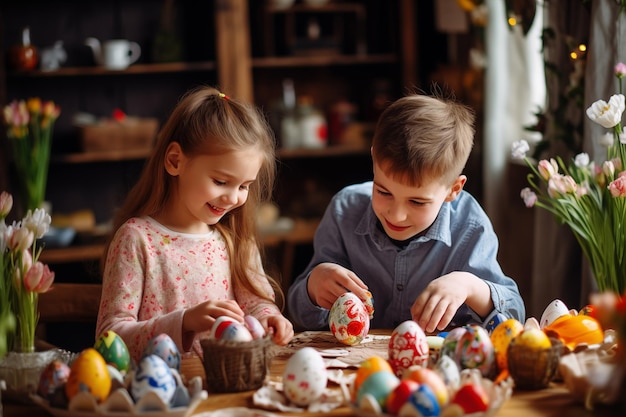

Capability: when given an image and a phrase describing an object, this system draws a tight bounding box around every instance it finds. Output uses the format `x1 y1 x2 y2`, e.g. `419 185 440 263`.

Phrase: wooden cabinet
1 0 420 279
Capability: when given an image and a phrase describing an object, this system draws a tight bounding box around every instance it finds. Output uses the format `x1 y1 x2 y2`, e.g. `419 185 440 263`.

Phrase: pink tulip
538 159 559 180
23 261 54 293
615 62 626 78
608 176 626 197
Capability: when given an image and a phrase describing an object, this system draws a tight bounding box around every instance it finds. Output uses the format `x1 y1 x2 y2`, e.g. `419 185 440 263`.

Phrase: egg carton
30 375 207 417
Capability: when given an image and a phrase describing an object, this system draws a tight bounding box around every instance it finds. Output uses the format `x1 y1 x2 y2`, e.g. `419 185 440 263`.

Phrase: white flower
22 208 51 239
586 94 625 128
574 153 590 168
511 140 530 159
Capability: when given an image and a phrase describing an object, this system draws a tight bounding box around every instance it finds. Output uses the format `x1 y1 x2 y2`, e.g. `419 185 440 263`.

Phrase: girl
96 86 294 360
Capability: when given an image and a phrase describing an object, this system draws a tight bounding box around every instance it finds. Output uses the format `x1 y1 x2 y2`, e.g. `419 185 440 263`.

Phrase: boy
287 92 525 332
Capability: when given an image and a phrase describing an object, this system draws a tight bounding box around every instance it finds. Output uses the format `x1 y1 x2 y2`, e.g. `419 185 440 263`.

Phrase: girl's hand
183 299 245 334
410 271 492 333
260 314 294 346
307 262 369 309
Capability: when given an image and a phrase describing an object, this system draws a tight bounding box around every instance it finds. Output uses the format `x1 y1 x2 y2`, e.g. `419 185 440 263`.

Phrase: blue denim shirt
287 181 526 331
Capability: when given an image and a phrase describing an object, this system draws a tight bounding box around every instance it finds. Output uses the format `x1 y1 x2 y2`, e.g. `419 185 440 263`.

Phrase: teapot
85 37 141 70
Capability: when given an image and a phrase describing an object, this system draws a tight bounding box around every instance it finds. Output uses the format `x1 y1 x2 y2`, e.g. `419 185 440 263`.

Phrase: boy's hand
307 262 369 309
182 299 245 334
411 271 491 333
260 315 294 346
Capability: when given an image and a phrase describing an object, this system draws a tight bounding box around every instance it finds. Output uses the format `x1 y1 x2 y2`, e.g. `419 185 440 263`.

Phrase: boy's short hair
371 92 475 187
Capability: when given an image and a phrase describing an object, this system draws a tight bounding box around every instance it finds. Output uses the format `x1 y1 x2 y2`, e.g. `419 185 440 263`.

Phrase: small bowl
39 227 76 248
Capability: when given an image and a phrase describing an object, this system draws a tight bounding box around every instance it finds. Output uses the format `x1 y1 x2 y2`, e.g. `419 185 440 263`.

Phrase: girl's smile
159 143 263 234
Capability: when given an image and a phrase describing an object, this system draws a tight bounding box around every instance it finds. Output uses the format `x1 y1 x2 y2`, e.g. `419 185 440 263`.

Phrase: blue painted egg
131 354 177 404
405 384 441 417
143 333 181 370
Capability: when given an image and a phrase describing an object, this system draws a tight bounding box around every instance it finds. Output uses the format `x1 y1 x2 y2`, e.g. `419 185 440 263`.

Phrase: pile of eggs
209 314 266 342
351 320 501 416
36 330 193 409
328 291 375 346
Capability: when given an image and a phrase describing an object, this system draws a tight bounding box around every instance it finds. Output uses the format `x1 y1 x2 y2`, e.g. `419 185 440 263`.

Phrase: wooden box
80 117 159 153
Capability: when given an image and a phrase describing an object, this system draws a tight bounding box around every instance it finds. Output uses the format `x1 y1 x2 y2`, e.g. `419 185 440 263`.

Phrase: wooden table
3 331 624 417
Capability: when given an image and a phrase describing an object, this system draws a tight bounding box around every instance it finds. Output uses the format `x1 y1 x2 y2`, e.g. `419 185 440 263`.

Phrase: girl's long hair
102 86 283 307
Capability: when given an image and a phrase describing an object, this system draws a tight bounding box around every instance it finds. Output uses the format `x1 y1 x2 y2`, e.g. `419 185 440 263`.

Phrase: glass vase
0 349 71 404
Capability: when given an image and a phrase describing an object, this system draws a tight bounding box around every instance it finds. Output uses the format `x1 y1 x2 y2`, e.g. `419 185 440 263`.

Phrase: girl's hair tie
218 92 229 100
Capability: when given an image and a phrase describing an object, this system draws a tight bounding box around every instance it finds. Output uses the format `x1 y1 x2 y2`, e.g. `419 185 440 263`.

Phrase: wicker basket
200 335 275 393
507 337 563 390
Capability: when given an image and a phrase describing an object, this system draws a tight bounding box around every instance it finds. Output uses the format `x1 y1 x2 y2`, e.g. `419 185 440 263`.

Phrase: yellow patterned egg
65 348 112 403
490 318 524 372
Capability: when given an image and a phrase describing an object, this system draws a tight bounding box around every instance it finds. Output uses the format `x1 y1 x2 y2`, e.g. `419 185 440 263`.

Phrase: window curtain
484 0 626 318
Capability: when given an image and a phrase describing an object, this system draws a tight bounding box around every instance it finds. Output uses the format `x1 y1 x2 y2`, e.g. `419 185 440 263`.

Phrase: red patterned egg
283 347 328 406
329 292 370 346
386 379 419 415
454 324 495 377
388 320 429 377
451 382 489 414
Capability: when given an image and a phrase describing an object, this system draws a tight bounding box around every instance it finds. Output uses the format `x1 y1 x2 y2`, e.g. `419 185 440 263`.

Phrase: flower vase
0 349 71 404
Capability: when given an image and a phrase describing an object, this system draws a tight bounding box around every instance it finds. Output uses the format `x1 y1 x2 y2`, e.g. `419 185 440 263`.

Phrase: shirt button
396 284 404 291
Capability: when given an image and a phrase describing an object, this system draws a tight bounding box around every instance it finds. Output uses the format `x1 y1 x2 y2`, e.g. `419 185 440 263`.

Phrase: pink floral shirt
96 217 280 360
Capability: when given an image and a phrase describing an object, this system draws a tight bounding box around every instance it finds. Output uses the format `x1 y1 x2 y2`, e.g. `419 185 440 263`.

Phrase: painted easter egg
329 292 370 346
543 314 604 349
355 370 399 411
451 382 489 414
484 312 508 334
540 299 570 329
490 318 524 372
94 330 131 374
454 324 495 377
388 320 429 377
38 360 71 400
283 347 328 406
433 355 461 391
403 366 449 407
401 384 440 417
244 315 266 339
131 354 177 404
439 326 467 360
353 356 394 400
65 348 112 403
143 333 182 370
386 379 419 415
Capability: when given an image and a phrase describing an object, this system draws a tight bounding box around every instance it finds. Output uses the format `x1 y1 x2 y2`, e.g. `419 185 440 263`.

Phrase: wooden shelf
277 144 369 159
252 53 396 68
50 149 152 164
39 219 320 265
7 61 216 78
267 3 366 14
39 244 104 264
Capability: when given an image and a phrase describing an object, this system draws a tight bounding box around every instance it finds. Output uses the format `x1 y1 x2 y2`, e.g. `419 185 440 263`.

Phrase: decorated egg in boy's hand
328 292 370 345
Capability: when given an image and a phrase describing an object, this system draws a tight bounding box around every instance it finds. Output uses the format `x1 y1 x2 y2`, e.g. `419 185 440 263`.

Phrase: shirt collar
356 202 453 248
